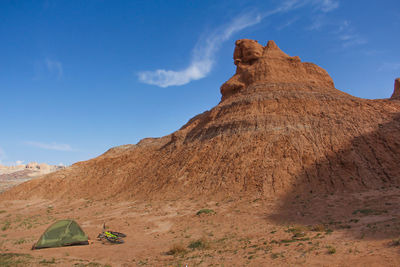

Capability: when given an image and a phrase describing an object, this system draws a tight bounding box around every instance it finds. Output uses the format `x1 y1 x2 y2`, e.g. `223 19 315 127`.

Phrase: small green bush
1 221 11 231
13 238 27 245
188 238 209 250
310 224 326 232
196 209 215 216
327 246 336 254
39 257 56 264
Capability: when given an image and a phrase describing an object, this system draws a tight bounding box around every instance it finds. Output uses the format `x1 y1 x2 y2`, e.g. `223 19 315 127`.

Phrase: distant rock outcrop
0 162 64 193
2 40 400 200
0 162 63 174
25 162 58 171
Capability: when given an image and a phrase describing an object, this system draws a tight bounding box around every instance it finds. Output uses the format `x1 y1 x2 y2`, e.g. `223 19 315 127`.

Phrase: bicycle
97 223 127 244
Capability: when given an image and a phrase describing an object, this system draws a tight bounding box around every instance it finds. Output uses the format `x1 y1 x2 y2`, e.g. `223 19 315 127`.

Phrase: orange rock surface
3 40 400 201
221 39 334 101
391 77 400 99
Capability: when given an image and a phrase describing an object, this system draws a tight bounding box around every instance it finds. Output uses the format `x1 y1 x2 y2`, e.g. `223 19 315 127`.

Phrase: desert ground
0 188 399 266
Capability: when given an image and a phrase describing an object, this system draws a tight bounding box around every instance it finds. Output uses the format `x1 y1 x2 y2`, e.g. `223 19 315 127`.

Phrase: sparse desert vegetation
196 209 215 216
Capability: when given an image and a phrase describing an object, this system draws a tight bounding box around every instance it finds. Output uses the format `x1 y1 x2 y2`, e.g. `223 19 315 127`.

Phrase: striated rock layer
2 40 400 200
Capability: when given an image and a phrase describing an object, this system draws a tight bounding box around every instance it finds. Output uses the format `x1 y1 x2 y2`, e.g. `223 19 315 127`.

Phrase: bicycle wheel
105 236 124 244
108 231 127 238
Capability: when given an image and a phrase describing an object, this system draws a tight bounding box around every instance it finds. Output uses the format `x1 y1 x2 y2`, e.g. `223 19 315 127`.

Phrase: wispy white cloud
45 58 63 78
341 35 367 47
138 12 262 88
25 141 73 151
15 160 24 165
276 16 300 30
362 49 385 56
138 0 315 88
337 19 350 32
307 14 326 30
335 20 367 48
316 0 339 12
306 0 339 30
138 0 342 88
33 58 64 80
265 0 338 15
266 0 307 14
307 9 366 48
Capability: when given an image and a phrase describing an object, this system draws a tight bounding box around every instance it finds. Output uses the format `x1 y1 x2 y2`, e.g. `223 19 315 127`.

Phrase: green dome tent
32 220 88 249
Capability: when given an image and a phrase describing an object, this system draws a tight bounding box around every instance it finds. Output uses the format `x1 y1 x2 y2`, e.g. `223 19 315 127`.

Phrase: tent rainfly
32 220 89 249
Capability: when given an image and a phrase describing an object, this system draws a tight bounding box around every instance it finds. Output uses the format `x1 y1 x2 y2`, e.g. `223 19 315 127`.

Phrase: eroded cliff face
2 40 400 201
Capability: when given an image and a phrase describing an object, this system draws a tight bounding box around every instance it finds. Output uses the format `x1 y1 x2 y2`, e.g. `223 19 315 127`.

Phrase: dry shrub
166 243 187 255
311 224 326 232
188 237 210 250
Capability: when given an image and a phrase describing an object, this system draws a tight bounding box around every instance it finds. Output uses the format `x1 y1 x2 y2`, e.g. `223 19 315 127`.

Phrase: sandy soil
0 188 399 266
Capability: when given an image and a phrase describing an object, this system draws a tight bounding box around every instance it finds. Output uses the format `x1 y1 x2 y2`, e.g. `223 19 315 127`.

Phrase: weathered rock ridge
2 40 400 200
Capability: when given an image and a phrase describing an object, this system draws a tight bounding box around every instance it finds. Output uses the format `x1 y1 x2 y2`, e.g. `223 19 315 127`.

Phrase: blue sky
1 0 399 166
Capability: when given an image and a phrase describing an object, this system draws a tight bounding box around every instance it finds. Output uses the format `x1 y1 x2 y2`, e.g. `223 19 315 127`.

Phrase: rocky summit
3 39 400 200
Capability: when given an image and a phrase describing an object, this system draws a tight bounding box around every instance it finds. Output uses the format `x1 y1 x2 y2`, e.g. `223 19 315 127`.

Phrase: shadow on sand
268 112 400 240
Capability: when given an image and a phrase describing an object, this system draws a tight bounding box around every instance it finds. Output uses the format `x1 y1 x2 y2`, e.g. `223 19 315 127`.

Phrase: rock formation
391 78 400 99
2 40 400 200
221 40 334 101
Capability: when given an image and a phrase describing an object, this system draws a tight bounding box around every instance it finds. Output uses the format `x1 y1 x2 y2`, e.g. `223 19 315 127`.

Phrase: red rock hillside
2 40 400 200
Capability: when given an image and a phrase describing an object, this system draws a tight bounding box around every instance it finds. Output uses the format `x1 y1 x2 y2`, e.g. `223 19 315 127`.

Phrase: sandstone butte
2 39 400 201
